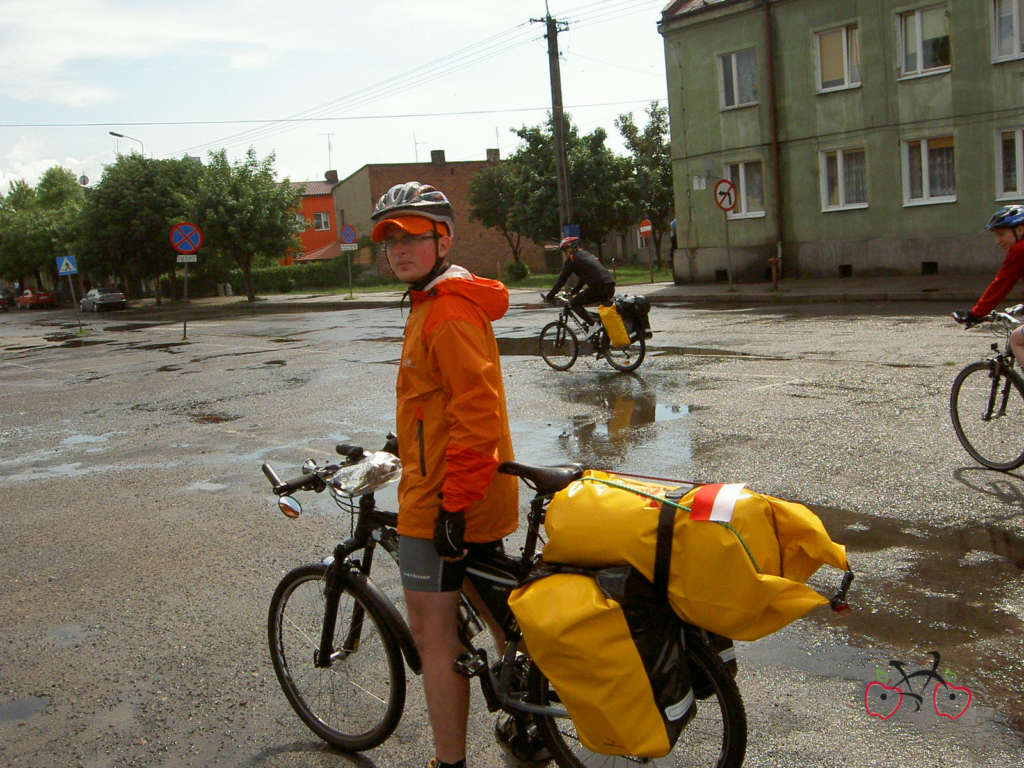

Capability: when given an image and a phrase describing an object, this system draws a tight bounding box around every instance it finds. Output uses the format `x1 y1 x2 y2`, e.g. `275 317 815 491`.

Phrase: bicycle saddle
498 461 584 494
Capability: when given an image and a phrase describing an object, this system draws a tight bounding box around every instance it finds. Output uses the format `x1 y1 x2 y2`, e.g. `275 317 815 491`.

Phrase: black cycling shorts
398 535 504 592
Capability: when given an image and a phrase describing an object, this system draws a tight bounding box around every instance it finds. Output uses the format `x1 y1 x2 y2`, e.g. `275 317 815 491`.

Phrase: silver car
80 286 127 312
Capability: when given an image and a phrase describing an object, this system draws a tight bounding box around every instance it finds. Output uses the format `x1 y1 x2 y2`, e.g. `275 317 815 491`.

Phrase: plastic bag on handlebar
327 451 402 497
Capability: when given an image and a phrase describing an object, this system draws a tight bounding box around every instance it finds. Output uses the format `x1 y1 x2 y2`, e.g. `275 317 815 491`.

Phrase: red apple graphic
933 683 972 720
864 681 903 719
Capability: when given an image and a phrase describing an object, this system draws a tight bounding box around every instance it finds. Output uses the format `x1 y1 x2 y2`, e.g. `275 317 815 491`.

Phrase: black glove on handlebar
952 309 979 328
433 507 466 559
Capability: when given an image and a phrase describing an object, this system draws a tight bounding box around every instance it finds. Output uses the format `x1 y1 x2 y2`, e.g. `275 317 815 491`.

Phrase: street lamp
109 131 144 156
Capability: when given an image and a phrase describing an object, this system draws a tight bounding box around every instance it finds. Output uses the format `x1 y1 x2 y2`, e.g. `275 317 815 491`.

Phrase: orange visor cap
371 215 450 242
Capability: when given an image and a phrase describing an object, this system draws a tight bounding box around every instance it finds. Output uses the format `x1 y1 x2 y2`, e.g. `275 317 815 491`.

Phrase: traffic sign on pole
339 225 357 244
57 255 78 275
713 179 737 212
170 222 203 254
639 219 653 239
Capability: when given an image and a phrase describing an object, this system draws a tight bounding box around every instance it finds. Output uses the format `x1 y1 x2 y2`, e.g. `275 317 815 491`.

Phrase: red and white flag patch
689 483 747 523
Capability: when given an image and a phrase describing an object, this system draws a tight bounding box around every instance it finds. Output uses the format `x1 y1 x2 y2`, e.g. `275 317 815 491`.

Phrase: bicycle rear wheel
540 320 580 370
529 636 746 768
268 563 406 751
602 331 646 373
950 360 1024 470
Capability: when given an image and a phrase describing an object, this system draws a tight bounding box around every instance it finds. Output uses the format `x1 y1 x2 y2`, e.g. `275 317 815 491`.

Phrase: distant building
284 170 340 264
332 149 546 279
659 0 1024 282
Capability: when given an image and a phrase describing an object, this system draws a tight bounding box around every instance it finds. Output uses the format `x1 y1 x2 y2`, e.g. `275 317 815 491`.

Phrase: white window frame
901 136 957 206
898 4 951 78
992 0 1024 61
718 47 758 110
815 24 862 92
996 127 1024 200
725 160 767 219
312 212 330 231
819 147 869 211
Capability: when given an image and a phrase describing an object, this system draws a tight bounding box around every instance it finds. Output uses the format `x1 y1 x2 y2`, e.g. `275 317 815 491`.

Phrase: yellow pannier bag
541 470 851 641
598 303 631 347
508 565 694 758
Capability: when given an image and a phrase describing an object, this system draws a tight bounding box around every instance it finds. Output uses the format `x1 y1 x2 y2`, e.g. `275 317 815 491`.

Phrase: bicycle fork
983 361 1014 420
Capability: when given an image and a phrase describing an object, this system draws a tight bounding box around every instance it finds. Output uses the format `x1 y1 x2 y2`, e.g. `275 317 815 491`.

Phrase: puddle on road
0 696 49 723
47 623 92 648
797 504 1024 732
104 323 156 332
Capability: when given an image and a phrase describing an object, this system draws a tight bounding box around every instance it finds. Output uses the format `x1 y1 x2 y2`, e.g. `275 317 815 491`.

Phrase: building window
993 0 1024 60
719 48 758 109
312 212 330 231
816 25 861 91
295 213 307 229
820 148 868 210
726 160 765 217
903 136 956 204
900 5 950 76
997 128 1024 198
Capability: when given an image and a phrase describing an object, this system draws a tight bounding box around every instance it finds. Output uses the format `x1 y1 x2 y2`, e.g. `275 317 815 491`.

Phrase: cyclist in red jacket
954 205 1024 364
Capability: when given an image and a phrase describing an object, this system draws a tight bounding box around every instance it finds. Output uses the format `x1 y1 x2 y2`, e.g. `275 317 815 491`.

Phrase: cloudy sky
0 0 670 193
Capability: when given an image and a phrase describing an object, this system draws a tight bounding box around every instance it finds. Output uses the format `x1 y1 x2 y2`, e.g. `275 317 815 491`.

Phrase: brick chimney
430 149 446 165
486 148 500 164
324 170 339 184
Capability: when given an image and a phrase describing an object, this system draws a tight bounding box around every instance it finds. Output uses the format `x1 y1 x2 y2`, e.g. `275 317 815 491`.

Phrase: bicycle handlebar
262 462 327 495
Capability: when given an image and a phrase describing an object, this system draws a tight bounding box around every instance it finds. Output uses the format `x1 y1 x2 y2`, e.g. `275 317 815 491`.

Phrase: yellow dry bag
598 303 631 347
541 470 851 641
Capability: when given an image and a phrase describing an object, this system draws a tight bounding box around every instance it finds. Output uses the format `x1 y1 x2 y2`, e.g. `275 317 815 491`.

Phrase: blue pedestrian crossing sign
57 255 78 275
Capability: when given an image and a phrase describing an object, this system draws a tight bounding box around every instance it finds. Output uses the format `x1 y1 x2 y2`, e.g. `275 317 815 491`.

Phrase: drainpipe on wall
763 0 783 288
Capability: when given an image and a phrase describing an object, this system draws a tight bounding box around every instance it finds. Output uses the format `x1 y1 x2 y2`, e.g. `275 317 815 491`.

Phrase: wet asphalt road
1 297 1022 768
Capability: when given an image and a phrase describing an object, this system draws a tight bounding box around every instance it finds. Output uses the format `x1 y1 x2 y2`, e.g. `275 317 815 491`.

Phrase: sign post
57 255 81 332
639 218 653 281
713 179 738 287
339 225 358 299
170 222 203 339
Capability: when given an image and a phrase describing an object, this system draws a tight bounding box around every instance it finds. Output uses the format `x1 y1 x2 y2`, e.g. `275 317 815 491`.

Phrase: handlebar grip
262 462 322 495
336 443 366 461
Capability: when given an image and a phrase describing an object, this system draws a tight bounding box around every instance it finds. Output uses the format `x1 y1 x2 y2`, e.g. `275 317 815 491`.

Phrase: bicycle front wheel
530 637 746 768
540 320 579 370
950 360 1024 470
268 563 406 751
603 332 646 373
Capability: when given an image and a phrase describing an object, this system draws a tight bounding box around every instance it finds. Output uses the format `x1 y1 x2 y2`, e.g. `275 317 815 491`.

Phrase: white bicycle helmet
371 181 455 237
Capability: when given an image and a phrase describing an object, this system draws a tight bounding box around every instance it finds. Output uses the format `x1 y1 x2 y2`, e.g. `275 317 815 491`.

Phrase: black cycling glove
433 508 466 558
952 309 979 327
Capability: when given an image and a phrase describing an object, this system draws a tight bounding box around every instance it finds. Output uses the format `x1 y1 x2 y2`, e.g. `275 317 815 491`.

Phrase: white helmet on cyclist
370 181 455 242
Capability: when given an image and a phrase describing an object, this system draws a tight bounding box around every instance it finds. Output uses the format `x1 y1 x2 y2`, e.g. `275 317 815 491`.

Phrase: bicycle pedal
455 649 487 677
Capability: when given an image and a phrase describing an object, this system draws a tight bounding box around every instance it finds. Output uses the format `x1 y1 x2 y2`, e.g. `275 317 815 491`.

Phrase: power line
0 99 666 131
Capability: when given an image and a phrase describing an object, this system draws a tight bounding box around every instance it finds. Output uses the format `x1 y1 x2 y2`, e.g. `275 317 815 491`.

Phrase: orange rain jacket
395 265 518 543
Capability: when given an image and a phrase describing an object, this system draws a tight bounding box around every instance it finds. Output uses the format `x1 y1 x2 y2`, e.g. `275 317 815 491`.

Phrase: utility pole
532 3 572 236
321 132 334 170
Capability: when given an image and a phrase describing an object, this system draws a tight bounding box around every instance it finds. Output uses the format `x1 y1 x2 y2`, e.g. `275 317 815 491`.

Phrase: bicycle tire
950 360 1024 471
602 331 646 373
540 320 579 370
268 563 406 751
529 635 746 768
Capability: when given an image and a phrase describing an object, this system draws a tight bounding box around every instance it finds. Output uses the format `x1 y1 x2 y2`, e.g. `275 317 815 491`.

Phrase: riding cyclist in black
544 236 615 336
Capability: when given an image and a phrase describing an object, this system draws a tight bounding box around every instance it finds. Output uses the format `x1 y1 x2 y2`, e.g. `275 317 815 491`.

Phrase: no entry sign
170 222 203 254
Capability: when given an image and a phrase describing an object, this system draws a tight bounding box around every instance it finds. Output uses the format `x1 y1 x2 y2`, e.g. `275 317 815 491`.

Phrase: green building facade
659 0 1024 282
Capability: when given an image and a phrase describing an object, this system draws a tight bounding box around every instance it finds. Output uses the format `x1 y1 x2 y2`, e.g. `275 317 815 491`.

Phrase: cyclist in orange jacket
370 181 518 768
954 205 1024 365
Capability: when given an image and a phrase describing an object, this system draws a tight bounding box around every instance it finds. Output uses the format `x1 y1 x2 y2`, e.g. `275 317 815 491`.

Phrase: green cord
580 475 762 574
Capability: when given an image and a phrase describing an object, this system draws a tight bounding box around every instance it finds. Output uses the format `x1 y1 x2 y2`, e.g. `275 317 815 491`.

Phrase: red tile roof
294 239 341 262
290 180 335 196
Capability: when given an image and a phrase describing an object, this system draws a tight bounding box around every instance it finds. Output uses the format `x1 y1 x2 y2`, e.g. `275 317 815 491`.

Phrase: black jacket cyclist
544 236 615 327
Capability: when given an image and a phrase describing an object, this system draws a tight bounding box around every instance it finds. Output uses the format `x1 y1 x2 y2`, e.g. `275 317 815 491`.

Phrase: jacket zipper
415 408 426 475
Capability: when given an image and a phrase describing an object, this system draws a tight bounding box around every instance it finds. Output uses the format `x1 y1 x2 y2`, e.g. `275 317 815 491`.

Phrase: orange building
282 172 340 264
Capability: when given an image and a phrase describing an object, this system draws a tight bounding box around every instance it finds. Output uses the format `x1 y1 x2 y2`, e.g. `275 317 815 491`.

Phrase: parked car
15 288 56 309
0 288 12 311
80 286 127 312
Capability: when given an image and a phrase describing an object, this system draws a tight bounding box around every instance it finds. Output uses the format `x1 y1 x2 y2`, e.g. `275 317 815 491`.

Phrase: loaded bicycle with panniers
539 291 652 372
263 436 853 767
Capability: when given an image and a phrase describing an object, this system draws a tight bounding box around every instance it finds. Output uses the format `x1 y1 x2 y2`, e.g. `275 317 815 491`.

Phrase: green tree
615 101 674 268
78 154 202 300
190 148 302 301
502 115 634 256
468 162 524 263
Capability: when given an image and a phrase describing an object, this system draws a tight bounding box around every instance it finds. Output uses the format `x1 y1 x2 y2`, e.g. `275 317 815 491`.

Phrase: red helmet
559 236 580 250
